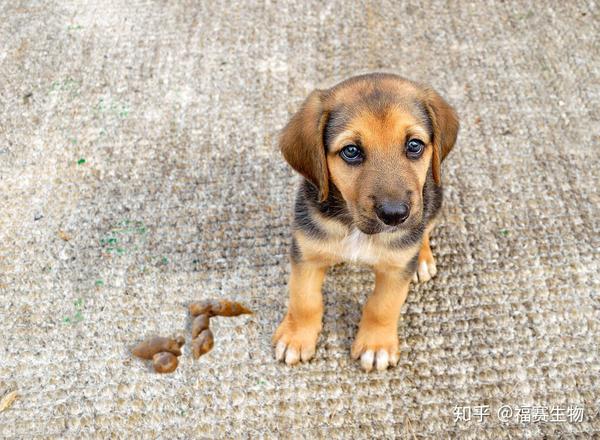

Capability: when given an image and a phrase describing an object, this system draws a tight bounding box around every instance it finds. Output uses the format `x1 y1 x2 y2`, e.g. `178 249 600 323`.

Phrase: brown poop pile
189 300 252 359
131 336 185 373
131 300 252 373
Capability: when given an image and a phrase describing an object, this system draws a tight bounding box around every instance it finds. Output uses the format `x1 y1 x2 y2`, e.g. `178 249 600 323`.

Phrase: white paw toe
415 259 437 283
284 346 300 365
360 350 375 372
375 349 389 371
275 341 287 361
300 345 315 362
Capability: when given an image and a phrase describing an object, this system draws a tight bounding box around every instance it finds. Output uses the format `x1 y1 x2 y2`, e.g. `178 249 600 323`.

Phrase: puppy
273 73 459 372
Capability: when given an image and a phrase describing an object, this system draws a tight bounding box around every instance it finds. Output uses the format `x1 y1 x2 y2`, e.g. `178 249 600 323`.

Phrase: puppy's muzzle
374 200 411 226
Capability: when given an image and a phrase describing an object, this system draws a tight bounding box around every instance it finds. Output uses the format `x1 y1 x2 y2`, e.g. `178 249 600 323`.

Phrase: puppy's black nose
375 200 410 226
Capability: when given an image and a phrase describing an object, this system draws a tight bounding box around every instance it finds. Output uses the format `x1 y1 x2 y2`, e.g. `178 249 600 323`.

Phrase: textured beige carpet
1 1 599 438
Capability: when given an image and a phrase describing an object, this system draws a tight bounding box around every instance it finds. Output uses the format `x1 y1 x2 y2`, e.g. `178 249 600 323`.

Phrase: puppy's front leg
352 269 411 372
273 261 328 365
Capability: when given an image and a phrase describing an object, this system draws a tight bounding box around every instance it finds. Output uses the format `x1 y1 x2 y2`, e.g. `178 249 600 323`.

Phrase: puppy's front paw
351 323 399 372
412 247 437 284
272 315 320 365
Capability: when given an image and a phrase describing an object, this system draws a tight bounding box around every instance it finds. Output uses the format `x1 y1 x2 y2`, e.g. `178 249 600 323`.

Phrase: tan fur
327 108 432 225
272 261 327 364
418 228 434 268
294 229 420 270
351 269 411 364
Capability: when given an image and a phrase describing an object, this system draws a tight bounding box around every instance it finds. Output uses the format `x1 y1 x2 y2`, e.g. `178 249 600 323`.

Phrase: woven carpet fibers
0 1 598 438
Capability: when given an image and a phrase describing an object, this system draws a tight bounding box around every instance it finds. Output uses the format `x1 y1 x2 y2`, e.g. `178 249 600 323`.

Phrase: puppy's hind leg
413 225 437 283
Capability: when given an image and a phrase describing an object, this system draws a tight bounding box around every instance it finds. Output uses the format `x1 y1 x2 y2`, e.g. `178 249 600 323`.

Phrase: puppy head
280 73 458 234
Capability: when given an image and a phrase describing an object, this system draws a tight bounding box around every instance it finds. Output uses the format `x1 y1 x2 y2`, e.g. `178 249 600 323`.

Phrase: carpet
0 0 598 438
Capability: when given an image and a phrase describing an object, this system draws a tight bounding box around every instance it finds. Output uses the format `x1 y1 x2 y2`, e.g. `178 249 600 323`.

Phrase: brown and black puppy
274 73 458 371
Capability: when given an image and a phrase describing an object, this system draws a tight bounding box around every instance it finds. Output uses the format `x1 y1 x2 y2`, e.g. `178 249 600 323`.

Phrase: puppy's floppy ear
279 90 330 201
422 89 459 185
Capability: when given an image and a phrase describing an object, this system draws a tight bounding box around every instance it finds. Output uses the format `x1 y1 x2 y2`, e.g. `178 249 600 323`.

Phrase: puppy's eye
406 139 425 159
340 144 363 165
